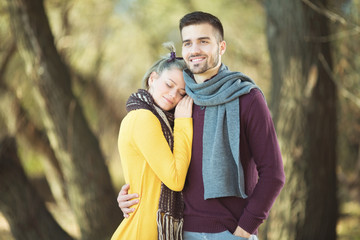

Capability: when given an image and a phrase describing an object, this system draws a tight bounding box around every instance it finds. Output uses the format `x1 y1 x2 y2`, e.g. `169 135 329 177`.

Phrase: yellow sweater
111 109 193 240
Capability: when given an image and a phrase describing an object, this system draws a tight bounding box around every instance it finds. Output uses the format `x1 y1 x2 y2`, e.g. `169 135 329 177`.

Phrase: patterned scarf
126 89 184 240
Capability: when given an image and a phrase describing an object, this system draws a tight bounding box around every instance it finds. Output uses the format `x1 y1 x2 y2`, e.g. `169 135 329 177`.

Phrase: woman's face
148 68 186 111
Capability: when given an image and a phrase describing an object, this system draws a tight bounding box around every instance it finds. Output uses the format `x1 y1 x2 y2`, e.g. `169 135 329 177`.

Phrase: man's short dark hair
179 11 224 41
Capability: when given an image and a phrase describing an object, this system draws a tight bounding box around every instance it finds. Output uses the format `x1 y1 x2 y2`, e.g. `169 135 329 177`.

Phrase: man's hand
117 184 139 218
233 226 251 238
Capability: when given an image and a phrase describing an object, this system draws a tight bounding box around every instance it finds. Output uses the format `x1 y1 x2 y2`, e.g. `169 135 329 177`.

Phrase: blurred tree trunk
1 89 69 207
263 0 338 240
0 136 74 240
0 41 68 208
6 0 122 239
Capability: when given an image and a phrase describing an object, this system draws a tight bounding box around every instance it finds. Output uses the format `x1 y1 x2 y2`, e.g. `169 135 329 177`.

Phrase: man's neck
194 64 221 83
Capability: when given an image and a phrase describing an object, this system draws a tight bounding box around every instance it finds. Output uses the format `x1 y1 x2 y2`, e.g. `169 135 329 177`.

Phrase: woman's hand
117 184 139 218
175 95 193 118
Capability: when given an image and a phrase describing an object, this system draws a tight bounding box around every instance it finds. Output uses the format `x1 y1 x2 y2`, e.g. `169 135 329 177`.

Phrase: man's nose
190 43 200 54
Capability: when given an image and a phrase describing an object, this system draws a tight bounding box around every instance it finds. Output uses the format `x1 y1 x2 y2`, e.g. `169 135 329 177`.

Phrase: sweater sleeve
238 90 285 233
132 109 193 191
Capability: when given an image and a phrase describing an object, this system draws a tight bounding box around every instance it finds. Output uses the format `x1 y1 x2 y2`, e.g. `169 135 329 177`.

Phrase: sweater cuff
174 117 192 129
238 209 263 234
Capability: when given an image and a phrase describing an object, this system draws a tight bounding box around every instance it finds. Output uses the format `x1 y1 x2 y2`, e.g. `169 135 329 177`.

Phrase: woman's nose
169 89 177 98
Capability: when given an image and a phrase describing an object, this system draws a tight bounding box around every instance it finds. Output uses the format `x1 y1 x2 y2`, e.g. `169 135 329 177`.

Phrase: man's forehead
181 23 216 40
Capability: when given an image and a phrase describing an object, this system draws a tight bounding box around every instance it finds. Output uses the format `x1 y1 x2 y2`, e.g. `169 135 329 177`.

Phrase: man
118 11 285 239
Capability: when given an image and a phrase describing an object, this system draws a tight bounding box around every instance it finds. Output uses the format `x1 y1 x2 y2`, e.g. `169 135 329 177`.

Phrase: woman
111 43 193 240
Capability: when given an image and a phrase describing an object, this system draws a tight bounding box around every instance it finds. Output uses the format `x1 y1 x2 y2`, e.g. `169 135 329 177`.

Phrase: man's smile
190 56 206 63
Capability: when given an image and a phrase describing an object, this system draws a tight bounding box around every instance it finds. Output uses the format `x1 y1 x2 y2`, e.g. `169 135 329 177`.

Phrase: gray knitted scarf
126 89 183 240
184 64 261 199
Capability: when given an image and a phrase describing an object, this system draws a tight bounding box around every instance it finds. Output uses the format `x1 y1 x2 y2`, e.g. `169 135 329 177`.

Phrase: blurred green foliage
0 0 359 239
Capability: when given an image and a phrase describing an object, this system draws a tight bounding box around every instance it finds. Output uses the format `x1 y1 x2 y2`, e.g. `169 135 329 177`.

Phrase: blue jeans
184 231 259 240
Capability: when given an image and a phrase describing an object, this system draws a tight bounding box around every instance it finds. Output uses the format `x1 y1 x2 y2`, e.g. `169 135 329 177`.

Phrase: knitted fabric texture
184 64 262 199
126 89 184 240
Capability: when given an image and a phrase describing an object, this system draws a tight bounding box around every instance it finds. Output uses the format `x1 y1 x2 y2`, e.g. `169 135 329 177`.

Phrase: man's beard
186 51 220 74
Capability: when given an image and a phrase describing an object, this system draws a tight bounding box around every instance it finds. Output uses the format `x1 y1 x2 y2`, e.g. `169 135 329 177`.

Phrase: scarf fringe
127 90 183 239
157 209 183 240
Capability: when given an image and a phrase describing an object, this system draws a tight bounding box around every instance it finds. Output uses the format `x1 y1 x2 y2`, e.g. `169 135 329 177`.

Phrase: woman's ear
148 71 158 87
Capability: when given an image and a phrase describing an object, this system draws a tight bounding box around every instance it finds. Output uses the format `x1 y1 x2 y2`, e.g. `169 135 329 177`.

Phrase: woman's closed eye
166 81 174 88
179 91 186 97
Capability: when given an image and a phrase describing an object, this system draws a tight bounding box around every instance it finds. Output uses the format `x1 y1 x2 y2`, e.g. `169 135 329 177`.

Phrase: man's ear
219 40 226 56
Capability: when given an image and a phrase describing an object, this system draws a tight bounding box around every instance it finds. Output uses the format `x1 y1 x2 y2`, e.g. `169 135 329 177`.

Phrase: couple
112 11 285 240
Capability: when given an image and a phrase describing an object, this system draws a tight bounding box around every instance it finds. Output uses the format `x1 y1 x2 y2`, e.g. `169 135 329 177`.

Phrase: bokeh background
0 0 359 239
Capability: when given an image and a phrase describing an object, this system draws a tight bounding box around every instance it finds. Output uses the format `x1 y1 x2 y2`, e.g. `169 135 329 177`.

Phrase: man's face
181 23 226 80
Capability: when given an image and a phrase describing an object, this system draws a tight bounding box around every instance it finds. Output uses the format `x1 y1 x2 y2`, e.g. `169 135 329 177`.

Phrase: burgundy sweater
182 89 285 234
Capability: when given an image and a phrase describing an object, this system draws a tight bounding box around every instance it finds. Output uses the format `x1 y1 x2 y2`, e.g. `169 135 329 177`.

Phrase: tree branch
318 53 360 109
302 0 360 42
302 0 347 25
0 41 17 89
